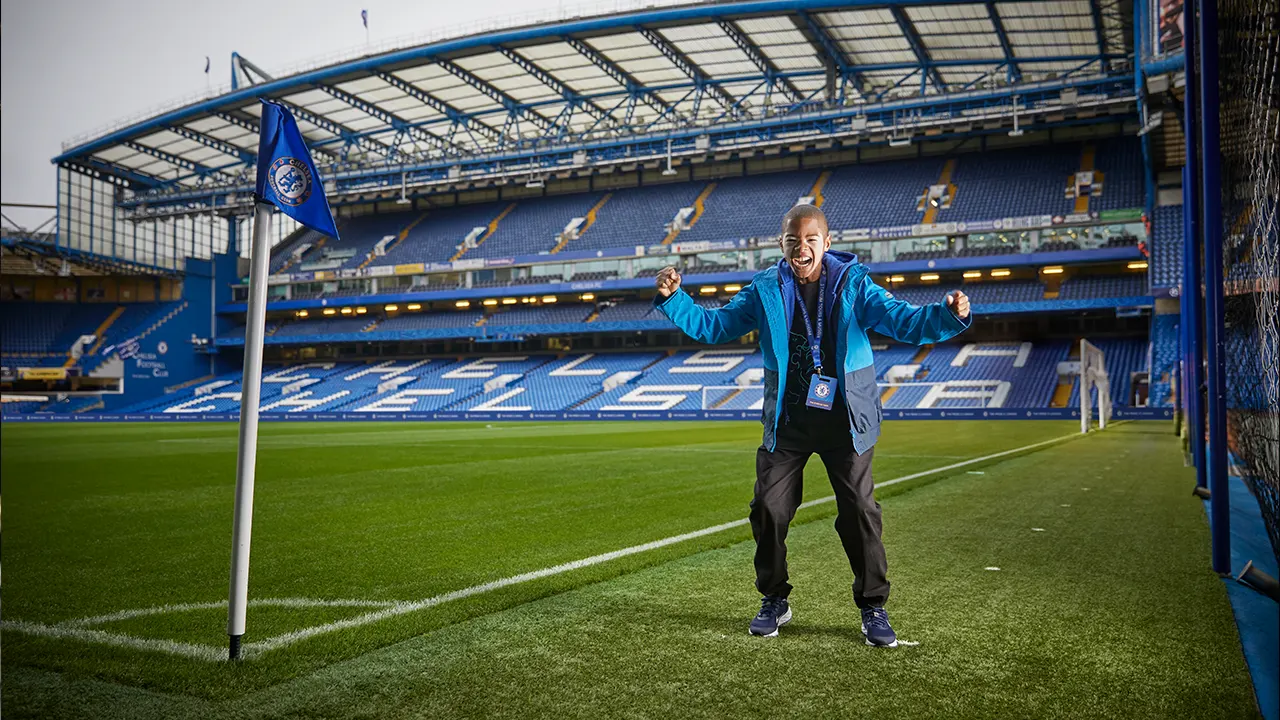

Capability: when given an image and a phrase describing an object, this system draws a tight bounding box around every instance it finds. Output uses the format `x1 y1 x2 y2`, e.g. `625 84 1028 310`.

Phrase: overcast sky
0 0 571 229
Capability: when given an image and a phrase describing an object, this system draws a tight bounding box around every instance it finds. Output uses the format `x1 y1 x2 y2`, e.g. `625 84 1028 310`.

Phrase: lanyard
794 271 826 375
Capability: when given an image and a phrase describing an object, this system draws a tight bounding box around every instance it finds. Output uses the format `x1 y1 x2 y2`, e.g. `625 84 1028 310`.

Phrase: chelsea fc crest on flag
268 157 313 207
255 99 340 239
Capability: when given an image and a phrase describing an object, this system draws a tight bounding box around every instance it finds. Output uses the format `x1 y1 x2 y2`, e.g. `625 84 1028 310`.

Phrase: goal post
1080 339 1112 433
701 385 765 411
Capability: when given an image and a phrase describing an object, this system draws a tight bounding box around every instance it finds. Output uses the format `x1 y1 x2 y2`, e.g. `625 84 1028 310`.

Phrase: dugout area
0 420 1265 719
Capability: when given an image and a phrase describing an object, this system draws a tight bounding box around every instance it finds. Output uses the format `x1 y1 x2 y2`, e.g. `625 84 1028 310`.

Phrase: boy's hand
945 290 970 319
656 266 682 298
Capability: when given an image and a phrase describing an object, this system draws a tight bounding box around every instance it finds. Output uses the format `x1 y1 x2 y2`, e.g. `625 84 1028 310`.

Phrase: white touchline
2 430 1081 661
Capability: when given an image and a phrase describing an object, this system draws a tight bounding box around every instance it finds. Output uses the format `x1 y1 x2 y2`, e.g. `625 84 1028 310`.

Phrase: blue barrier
3 407 1174 423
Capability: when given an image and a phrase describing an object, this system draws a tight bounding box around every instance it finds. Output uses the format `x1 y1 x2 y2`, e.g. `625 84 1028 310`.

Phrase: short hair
781 203 828 235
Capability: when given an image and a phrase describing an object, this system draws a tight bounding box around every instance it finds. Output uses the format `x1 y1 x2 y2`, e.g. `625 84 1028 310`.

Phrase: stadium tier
1152 204 1185 288
264 139 1147 278
1148 313 1179 407
1 301 185 367
81 340 1149 418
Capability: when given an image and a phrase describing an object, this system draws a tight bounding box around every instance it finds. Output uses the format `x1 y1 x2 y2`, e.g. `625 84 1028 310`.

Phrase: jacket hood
774 249 866 333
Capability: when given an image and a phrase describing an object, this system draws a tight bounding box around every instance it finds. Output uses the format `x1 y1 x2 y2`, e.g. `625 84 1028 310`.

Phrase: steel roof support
716 20 804 103
275 99 398 162
123 141 218 177
372 70 502 145
211 110 341 162
1088 0 1110 72
563 37 674 118
636 26 737 112
61 159 161 190
794 10 866 104
985 3 1021 83
890 7 945 93
167 125 256 165
435 58 552 132
497 47 615 130
318 84 457 158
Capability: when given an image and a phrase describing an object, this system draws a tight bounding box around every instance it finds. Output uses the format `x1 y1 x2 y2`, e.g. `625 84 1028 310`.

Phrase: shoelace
862 607 889 629
758 597 785 618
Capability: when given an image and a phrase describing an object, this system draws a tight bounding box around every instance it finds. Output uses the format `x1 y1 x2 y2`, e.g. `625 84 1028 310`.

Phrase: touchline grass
1 420 1259 719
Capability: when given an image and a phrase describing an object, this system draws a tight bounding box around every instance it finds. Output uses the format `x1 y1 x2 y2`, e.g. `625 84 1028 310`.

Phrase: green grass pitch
1 420 1260 719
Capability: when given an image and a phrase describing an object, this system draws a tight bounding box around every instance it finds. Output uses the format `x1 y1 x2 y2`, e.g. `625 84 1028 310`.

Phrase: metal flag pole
227 200 274 660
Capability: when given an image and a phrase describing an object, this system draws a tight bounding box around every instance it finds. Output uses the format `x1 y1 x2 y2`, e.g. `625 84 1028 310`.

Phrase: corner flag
226 100 339 661
254 100 339 239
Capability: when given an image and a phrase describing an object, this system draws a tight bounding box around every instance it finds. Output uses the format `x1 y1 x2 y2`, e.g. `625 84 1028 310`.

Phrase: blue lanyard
794 271 826 375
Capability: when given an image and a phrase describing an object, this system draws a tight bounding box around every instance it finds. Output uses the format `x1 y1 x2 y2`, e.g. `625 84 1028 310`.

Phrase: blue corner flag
255 99 340 240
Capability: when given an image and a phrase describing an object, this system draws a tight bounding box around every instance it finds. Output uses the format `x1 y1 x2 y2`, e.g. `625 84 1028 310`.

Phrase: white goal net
1080 339 1112 432
701 385 765 411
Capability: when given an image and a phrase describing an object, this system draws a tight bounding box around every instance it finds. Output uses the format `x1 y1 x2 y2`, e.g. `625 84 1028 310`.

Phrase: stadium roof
54 0 1133 207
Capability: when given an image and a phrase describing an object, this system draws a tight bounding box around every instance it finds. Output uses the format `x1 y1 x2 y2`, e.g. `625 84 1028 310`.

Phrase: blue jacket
655 250 971 453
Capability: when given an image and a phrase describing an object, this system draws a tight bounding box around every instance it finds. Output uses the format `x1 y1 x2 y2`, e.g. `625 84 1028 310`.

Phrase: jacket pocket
761 369 779 427
843 365 879 433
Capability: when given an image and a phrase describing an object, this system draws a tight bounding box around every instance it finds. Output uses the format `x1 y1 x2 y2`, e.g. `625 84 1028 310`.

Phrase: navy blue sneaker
748 596 791 637
860 607 898 647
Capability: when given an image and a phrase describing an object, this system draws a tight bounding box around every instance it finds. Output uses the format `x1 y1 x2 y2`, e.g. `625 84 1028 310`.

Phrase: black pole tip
229 634 243 661
1192 486 1211 499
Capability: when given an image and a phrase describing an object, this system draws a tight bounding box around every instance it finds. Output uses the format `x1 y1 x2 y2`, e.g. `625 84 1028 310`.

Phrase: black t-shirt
777 275 850 450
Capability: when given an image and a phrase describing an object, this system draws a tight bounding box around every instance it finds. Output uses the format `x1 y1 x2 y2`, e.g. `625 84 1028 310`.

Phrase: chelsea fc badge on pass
806 374 836 410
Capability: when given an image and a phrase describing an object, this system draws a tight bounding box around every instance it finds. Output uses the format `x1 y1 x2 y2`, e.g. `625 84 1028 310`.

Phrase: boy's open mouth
792 256 814 270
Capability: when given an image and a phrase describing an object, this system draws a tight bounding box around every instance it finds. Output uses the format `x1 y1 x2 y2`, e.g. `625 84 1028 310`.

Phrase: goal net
1080 339 1112 433
701 385 765 411
1216 0 1279 559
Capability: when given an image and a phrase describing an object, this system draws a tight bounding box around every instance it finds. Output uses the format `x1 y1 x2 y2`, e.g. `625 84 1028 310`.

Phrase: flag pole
227 199 274 661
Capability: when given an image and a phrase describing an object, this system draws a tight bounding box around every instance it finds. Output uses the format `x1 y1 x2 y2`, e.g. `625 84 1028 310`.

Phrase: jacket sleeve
854 276 970 345
653 282 761 344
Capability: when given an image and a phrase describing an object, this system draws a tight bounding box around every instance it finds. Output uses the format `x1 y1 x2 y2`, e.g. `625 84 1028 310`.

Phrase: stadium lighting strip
0 431 1086 661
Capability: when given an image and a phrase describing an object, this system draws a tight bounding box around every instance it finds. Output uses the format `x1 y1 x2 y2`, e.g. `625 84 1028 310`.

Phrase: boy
653 204 970 646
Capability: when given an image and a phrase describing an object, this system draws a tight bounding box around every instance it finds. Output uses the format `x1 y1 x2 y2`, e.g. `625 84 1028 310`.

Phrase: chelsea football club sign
268 157 313 207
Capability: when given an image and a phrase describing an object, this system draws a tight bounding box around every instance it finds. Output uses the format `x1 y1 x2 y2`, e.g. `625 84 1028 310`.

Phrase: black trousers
750 433 890 609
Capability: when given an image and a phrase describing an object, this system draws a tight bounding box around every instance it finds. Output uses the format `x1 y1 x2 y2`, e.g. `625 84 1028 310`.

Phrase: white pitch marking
1031 528 1046 532
5 430 1083 661
0 620 225 662
61 597 396 627
1060 504 1071 507
985 567 1001 571
897 639 921 646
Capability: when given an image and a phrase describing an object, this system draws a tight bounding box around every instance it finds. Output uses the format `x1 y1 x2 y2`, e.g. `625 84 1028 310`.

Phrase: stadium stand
1090 137 1145 211
822 157 946 228
473 194 605 259
1057 274 1149 299
647 171 816 243
1152 205 1184 288
258 139 1148 277
485 305 593 326
121 337 1151 418
1149 314 1179 407
937 145 1079 222
570 183 705 251
2 303 116 356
